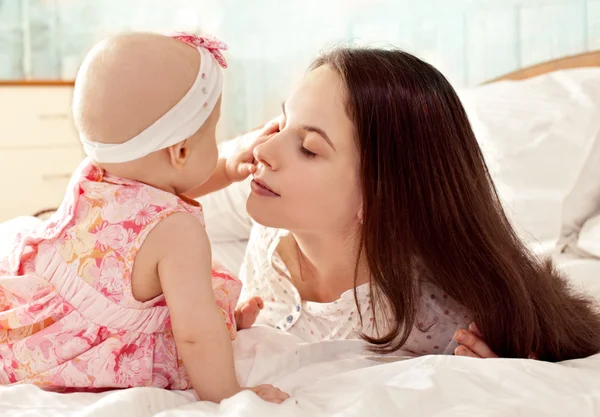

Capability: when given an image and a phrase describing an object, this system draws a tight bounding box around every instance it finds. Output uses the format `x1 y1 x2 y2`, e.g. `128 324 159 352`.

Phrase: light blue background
0 0 596 137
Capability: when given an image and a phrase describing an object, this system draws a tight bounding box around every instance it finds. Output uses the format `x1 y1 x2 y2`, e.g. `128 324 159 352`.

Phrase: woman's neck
290 229 370 301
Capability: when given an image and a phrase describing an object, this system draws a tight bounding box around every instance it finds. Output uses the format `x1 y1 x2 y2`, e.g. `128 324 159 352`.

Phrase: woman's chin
246 197 286 229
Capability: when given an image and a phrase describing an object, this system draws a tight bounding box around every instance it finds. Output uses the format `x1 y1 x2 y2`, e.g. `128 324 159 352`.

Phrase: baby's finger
237 144 258 164
237 163 256 177
263 391 289 403
253 132 275 147
238 134 271 165
253 385 289 400
251 384 273 394
261 397 285 404
260 118 281 135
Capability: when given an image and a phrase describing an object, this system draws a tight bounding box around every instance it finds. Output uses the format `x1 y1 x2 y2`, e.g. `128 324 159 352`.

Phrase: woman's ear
357 206 363 224
167 140 190 170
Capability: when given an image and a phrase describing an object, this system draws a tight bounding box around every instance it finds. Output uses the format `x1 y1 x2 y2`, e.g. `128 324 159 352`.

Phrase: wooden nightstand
0 81 84 221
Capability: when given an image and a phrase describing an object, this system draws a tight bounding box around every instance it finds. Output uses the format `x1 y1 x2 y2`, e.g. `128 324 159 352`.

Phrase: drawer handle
42 173 71 180
39 114 69 120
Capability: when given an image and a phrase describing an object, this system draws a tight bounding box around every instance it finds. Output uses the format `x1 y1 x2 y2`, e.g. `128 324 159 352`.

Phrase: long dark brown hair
310 48 600 361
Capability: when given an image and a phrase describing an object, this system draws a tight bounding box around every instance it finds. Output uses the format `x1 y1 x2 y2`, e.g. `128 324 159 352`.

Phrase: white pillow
556 127 600 259
458 68 600 245
579 214 600 258
556 259 600 304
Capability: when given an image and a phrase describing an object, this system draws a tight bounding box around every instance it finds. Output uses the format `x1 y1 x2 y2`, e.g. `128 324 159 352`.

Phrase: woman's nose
253 135 279 171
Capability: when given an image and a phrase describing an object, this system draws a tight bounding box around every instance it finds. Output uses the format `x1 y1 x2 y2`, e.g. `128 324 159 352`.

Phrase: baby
0 32 287 404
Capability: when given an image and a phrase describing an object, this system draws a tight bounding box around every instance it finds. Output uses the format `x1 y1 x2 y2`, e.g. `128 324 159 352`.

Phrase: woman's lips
251 177 280 197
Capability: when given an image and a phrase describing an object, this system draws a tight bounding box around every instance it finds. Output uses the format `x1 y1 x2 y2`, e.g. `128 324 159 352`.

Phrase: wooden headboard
485 50 600 83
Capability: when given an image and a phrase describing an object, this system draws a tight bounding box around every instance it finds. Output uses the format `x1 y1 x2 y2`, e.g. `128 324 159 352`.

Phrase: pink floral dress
0 159 242 391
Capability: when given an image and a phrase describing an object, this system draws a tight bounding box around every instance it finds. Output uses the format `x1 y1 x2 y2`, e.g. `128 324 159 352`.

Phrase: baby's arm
157 213 241 402
186 120 279 199
186 158 237 198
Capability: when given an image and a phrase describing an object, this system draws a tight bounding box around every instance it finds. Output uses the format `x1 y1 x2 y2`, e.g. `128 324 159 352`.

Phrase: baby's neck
98 157 179 195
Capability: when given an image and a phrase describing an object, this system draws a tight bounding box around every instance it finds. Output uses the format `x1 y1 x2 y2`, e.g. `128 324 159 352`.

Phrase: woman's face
247 65 362 234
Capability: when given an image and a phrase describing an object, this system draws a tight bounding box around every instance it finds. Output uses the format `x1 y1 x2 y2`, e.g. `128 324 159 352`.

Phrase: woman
193 47 600 361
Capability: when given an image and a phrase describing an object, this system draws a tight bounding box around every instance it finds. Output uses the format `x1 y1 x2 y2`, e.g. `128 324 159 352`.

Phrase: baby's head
73 32 226 194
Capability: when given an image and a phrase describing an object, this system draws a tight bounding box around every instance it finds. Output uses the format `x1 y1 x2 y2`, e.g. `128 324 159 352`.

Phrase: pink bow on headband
170 32 228 69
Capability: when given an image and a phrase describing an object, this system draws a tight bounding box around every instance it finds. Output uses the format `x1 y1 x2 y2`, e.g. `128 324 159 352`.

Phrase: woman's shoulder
413 263 471 327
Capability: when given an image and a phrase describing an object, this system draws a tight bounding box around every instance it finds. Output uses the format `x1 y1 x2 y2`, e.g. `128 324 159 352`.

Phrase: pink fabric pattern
0 159 241 391
169 32 228 69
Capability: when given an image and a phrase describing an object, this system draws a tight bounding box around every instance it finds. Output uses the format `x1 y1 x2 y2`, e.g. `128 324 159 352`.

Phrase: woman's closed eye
300 145 317 158
279 111 319 159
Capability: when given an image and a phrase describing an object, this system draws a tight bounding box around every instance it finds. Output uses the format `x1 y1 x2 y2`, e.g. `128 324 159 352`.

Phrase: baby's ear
167 140 190 170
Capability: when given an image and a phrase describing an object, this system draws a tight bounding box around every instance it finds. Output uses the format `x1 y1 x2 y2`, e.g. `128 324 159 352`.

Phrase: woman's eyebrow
281 101 336 151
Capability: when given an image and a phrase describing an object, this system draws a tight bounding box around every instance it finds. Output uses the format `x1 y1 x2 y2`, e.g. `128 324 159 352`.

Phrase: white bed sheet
2 320 600 417
1 215 600 417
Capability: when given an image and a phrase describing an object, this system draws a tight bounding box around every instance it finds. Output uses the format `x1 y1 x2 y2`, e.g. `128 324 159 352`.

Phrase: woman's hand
454 323 538 359
224 119 280 183
453 323 498 358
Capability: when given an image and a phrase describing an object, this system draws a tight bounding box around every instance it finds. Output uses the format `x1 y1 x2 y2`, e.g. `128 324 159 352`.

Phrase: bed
2 51 600 416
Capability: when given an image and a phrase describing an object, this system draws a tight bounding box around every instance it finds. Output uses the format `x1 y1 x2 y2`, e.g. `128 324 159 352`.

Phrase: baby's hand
224 119 280 183
235 296 264 330
245 384 289 404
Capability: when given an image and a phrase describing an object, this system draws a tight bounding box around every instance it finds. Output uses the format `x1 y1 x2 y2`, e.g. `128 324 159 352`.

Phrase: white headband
80 34 227 164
